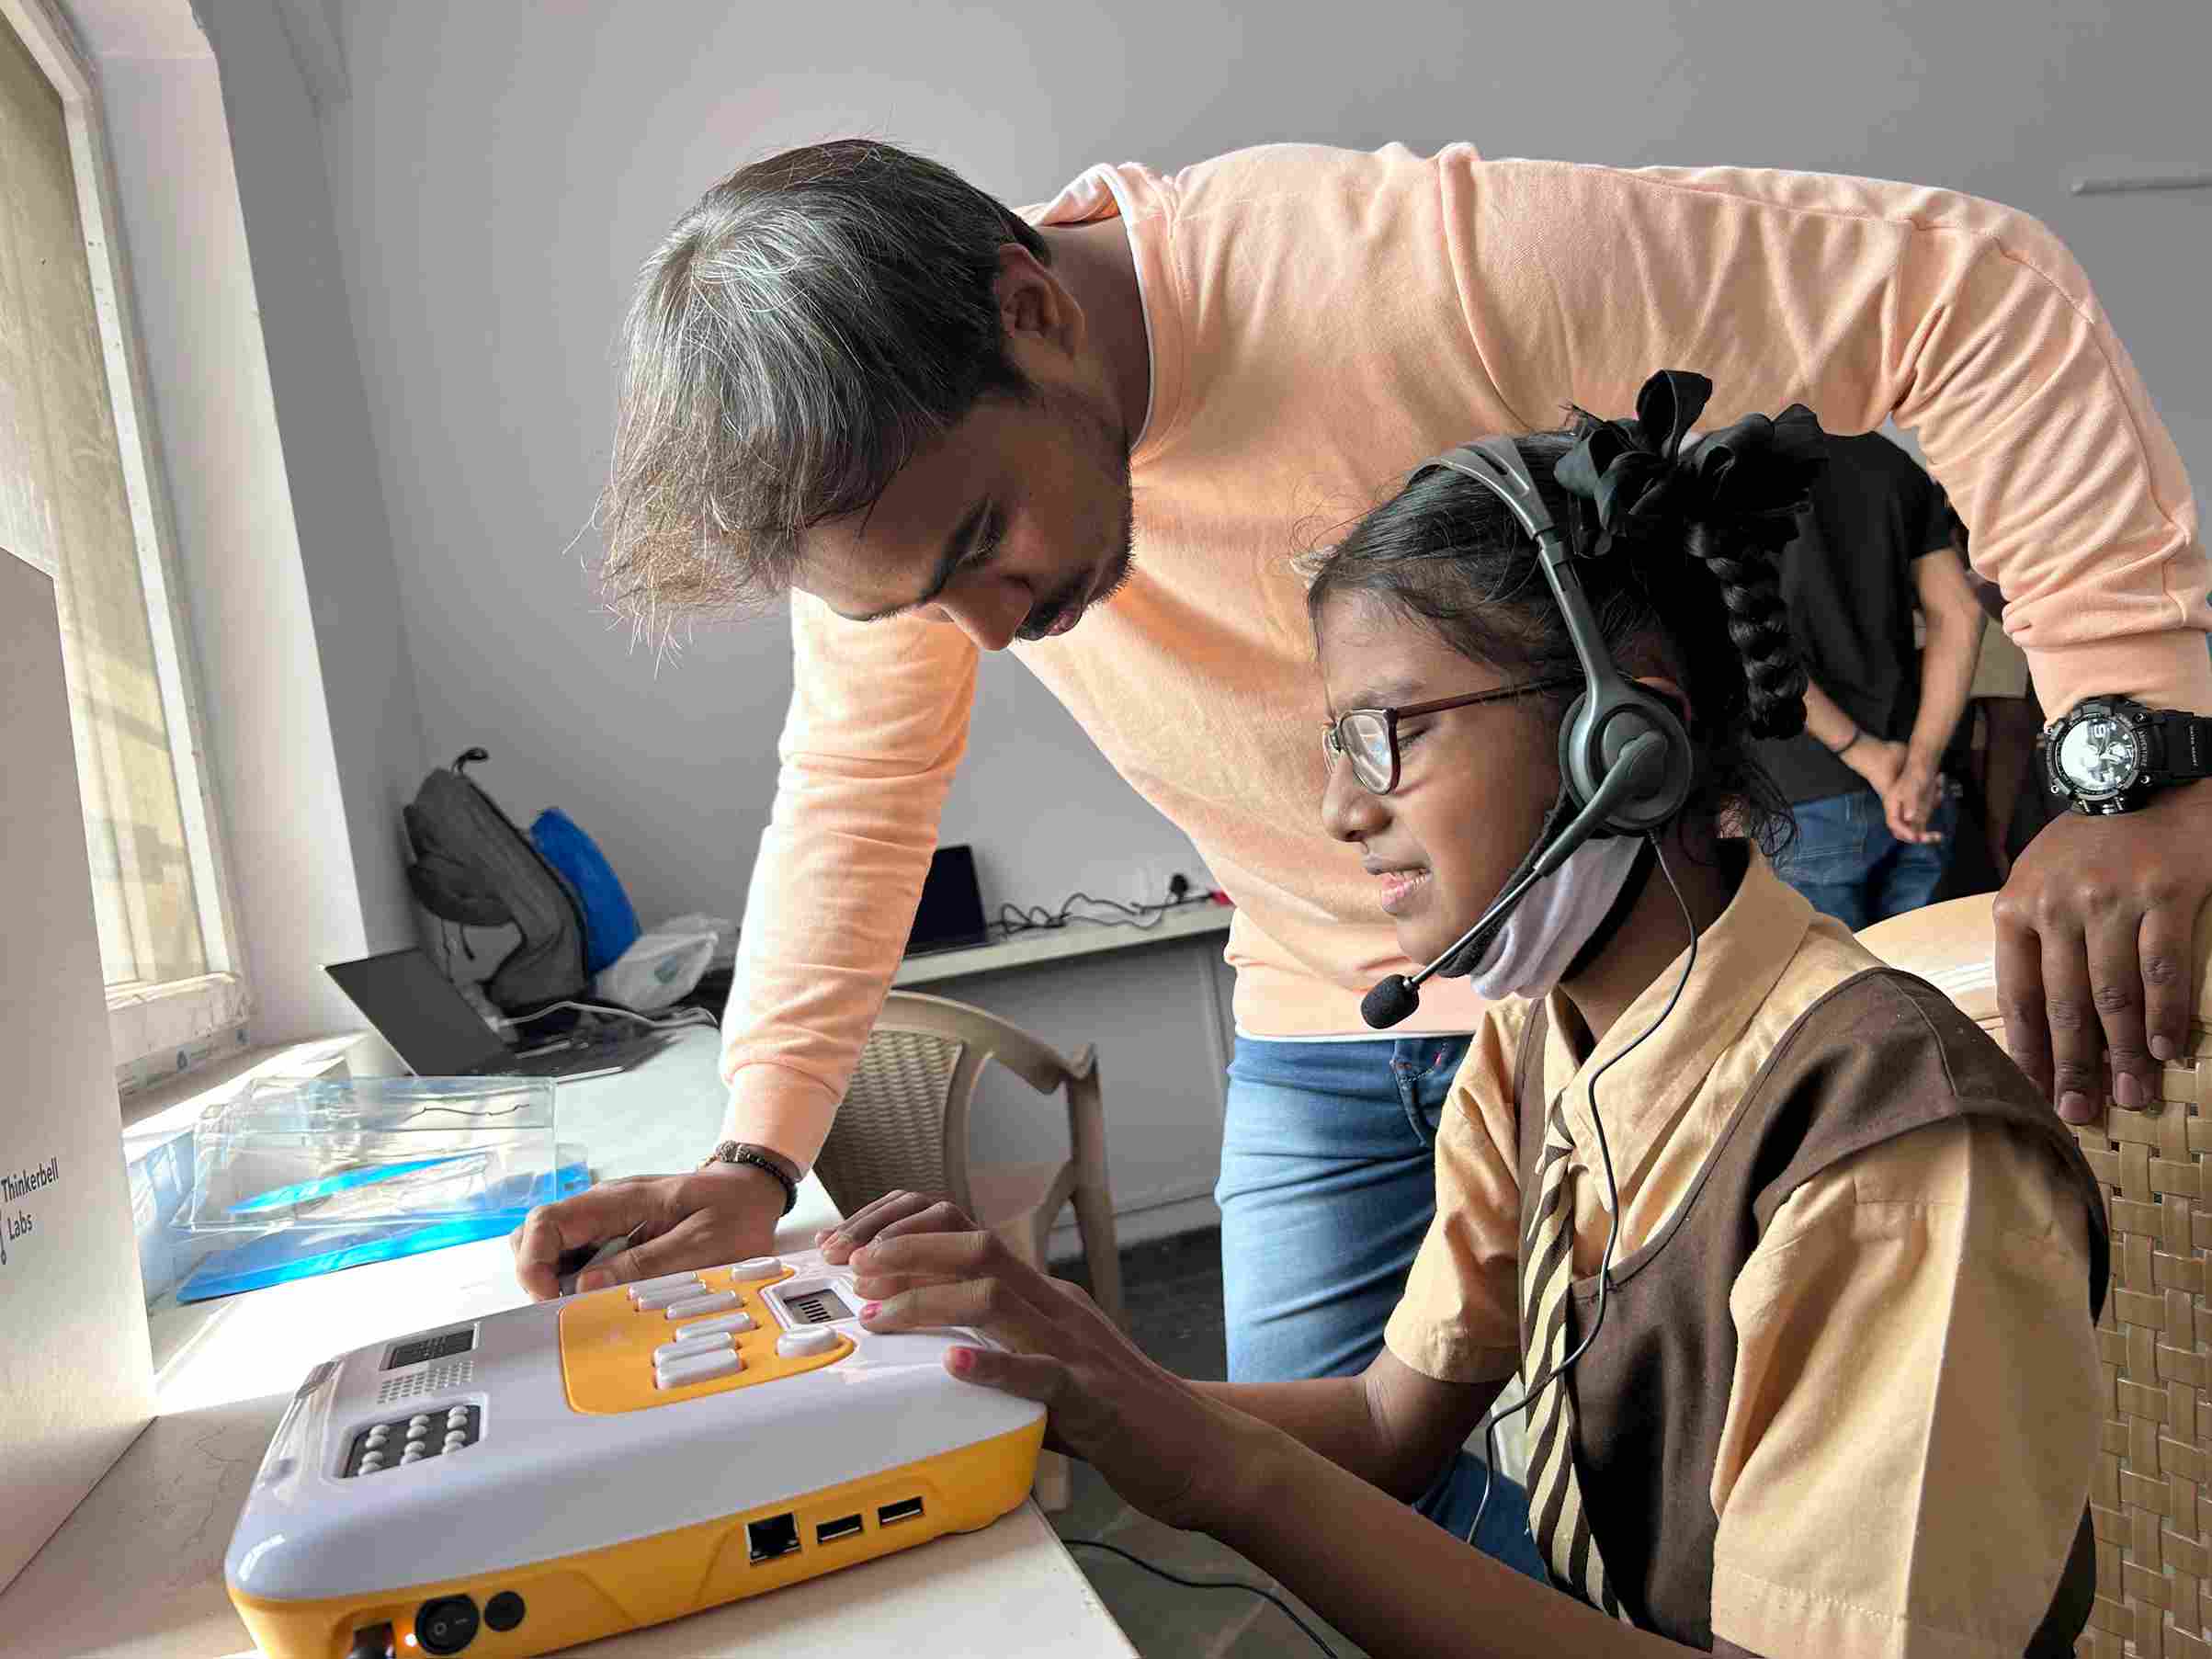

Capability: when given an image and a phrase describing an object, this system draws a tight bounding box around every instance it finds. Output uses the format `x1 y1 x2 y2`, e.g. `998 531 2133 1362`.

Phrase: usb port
746 1513 800 1562
817 1513 864 1545
877 1496 924 1527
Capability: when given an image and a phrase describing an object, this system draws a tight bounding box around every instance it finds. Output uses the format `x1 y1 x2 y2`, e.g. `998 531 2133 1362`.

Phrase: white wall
196 0 425 954
68 0 425 1051
311 0 2208 937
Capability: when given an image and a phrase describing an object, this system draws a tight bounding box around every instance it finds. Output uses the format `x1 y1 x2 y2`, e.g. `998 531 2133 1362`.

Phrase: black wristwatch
698 1140 800 1216
2038 695 2212 815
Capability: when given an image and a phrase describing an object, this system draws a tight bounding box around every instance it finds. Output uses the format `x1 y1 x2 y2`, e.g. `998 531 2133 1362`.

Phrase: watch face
2056 713 2141 796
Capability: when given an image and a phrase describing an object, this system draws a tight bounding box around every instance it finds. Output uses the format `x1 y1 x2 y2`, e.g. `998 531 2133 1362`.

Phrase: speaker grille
376 1358 474 1403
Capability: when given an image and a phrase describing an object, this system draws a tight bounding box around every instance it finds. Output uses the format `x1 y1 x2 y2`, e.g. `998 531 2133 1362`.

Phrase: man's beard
1015 394 1137 641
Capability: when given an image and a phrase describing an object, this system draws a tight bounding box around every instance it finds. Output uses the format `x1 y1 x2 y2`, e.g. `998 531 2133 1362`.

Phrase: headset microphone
1360 732 1670 1028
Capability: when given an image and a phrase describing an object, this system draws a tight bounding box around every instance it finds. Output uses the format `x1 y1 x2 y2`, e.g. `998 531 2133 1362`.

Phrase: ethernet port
747 1513 801 1563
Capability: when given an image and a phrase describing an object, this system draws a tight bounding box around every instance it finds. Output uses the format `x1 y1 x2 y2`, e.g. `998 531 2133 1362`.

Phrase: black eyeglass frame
1322 676 1582 795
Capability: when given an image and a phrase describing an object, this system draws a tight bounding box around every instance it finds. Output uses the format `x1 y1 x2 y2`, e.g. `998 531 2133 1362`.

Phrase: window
0 0 246 1088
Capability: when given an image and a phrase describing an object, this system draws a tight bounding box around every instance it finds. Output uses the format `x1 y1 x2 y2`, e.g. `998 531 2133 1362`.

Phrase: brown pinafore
1512 968 2106 1654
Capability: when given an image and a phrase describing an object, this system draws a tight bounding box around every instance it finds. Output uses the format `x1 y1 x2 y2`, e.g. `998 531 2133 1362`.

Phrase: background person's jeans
1772 784 1960 933
1216 1033 1548 1581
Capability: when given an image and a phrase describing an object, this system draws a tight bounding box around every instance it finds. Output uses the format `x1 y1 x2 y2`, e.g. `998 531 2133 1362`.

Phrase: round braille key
366 1429 390 1448
359 1454 384 1472
408 1415 432 1429
401 1449 425 1463
444 1431 467 1447
727 1255 783 1281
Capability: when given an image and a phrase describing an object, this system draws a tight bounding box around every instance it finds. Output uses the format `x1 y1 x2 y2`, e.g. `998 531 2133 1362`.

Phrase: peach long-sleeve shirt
721 142 2210 1165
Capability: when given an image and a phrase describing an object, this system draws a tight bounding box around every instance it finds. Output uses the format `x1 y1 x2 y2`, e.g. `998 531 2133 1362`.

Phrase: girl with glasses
825 377 2106 1658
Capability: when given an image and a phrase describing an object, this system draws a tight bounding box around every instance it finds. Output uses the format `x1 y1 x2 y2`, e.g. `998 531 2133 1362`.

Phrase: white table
890 902 1232 988
2 1029 1136 1657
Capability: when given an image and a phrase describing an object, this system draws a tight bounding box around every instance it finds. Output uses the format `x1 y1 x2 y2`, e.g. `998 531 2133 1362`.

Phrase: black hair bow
1555 369 1827 560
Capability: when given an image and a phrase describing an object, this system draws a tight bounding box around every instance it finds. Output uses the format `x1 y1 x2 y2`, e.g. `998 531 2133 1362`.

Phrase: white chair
813 992 1127 1508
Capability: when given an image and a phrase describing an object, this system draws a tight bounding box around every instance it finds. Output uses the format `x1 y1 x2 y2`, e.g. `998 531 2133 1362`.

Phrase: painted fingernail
947 1347 976 1375
2059 1090 2093 1122
2116 1072 2146 1110
2153 1036 2176 1062
858 1301 880 1322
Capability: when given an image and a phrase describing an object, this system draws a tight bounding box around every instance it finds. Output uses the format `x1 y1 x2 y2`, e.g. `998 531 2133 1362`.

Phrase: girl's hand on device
832 1191 1258 1533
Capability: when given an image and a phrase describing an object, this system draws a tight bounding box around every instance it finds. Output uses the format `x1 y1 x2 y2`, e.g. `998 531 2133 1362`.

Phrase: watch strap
698 1140 799 1216
2150 710 2212 780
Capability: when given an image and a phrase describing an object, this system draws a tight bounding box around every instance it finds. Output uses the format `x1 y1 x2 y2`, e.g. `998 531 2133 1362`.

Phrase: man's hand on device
1994 779 2212 1123
826 1191 1259 1534
510 1164 783 1301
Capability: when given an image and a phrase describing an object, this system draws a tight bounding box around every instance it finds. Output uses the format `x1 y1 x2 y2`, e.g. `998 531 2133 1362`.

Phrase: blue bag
529 807 641 974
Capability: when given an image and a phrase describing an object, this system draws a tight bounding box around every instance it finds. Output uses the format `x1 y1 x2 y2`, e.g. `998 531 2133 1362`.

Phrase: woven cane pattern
811 1028 962 1219
2059 1044 2212 1659
1855 897 2212 1659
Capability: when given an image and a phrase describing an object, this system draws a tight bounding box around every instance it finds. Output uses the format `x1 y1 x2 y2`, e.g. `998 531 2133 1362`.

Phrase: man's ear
993 244 1082 360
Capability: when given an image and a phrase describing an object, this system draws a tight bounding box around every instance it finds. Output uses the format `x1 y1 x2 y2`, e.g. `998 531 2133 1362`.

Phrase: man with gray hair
514 137 2212 1558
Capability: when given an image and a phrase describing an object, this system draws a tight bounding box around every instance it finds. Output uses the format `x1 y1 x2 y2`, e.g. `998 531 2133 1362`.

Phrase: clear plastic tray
183 1075 560 1234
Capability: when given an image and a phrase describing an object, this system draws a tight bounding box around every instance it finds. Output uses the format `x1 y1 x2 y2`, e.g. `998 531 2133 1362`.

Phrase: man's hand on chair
1995 780 2212 1124
510 1164 783 1301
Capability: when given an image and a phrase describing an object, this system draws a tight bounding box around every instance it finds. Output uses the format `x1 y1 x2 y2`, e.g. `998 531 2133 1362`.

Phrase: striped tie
1521 1095 1630 1621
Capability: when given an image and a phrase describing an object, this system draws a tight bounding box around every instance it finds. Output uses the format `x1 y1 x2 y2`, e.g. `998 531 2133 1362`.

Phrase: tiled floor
1052 1231 1369 1659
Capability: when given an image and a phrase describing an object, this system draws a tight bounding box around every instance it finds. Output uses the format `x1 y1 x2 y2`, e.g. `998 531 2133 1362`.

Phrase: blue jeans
1216 1034 1548 1581
1772 785 1960 933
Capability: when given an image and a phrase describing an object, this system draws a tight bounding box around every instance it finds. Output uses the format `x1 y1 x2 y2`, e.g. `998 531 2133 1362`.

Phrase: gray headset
1412 437 1695 835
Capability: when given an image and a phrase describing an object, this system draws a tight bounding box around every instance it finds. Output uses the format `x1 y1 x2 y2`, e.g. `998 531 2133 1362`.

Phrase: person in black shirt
1761 432 1986 930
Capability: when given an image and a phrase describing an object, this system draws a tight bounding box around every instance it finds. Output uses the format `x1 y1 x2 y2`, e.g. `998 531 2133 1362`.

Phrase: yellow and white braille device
224 1248 1045 1658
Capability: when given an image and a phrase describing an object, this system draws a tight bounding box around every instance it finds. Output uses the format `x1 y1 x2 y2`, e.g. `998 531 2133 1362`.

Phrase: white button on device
401 1448 425 1463
776 1328 839 1358
366 1429 390 1448
726 1256 783 1281
673 1310 754 1341
359 1454 384 1472
407 1415 431 1429
632 1282 707 1312
446 1406 469 1423
405 1426 430 1444
655 1332 732 1364
444 1433 468 1450
655 1347 743 1390
664 1290 740 1320
629 1269 707 1296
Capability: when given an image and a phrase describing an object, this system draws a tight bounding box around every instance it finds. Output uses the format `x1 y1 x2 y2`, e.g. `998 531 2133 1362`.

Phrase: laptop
325 949 675 1082
904 844 992 957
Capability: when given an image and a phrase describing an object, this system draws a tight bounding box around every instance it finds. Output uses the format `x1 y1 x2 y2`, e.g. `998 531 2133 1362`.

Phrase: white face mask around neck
1458 831 1648 1003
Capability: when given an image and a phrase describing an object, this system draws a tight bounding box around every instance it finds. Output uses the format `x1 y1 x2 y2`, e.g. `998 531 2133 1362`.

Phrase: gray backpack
403 748 586 1013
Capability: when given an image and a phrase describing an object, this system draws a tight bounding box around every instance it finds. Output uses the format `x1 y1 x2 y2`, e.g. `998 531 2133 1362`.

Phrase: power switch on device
414 1595 479 1654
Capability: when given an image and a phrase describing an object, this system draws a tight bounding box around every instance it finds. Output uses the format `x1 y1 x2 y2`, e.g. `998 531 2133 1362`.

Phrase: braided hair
1306 411 1817 856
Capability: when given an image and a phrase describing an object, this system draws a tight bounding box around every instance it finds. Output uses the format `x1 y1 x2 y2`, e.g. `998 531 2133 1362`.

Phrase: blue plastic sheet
176 1157 587 1302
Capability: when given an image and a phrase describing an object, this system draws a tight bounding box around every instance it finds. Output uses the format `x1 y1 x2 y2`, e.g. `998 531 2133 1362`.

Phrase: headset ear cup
1559 687 1694 835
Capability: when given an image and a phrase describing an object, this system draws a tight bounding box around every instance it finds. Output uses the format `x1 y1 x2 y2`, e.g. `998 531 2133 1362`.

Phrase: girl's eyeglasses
1322 677 1579 795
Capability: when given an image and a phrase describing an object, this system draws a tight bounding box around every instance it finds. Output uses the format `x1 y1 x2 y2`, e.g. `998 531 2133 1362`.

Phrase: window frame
1 0 249 1085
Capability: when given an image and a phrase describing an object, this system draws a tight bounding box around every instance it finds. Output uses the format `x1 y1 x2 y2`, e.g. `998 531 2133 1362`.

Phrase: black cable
992 889 1212 939
1468 835 1700 1554
1062 1540 1341 1658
